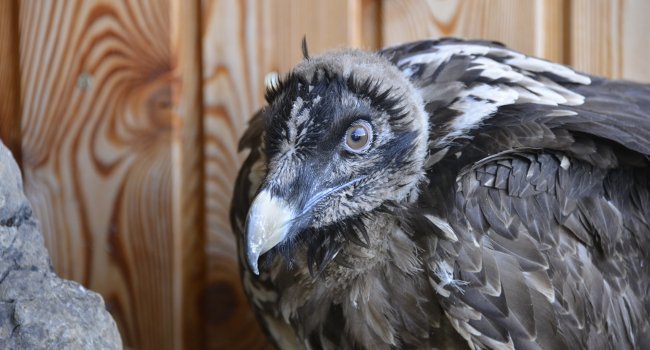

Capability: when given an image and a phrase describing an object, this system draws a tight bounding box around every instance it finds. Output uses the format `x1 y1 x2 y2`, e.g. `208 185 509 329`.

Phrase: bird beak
245 189 296 275
244 176 366 275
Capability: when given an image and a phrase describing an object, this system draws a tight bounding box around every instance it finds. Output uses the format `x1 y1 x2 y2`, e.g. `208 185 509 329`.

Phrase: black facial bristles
265 71 312 104
302 214 371 277
341 216 370 248
307 233 342 277
346 74 409 124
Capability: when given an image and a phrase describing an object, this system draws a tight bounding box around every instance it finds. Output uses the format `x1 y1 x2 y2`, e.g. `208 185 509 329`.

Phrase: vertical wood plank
570 0 650 81
200 0 379 348
18 1 203 348
381 0 566 62
358 0 383 50
570 0 618 78
170 0 206 349
0 0 22 163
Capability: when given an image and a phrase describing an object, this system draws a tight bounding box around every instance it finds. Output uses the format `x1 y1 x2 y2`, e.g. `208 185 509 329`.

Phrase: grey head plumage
231 38 650 349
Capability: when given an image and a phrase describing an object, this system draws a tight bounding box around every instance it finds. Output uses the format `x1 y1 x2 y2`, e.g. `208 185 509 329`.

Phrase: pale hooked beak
245 176 366 275
245 190 295 275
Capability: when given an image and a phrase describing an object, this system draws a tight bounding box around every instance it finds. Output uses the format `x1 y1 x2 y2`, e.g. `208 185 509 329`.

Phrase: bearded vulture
230 38 650 349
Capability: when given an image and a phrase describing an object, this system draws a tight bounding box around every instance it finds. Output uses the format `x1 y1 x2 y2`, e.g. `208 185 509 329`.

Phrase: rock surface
0 142 122 349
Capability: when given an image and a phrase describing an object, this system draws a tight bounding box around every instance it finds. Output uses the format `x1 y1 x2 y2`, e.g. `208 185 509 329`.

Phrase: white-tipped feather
398 43 591 147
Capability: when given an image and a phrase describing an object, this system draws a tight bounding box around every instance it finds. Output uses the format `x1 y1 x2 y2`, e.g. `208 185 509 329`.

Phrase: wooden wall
570 0 650 79
0 0 21 162
14 1 204 349
0 1 648 349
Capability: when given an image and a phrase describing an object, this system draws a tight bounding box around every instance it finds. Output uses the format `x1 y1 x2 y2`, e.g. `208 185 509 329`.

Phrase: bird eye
344 120 373 153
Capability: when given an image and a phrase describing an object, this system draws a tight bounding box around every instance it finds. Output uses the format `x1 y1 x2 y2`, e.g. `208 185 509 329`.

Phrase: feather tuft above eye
346 74 408 122
301 36 310 60
264 72 295 103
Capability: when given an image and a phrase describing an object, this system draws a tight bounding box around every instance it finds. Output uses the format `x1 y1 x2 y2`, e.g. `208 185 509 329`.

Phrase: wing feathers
423 146 650 349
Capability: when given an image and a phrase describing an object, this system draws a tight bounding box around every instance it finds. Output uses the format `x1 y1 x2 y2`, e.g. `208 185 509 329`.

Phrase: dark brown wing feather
382 38 650 349
414 84 650 349
423 151 650 349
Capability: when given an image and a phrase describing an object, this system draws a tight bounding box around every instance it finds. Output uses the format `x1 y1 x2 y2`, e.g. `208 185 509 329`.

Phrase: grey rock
0 142 122 349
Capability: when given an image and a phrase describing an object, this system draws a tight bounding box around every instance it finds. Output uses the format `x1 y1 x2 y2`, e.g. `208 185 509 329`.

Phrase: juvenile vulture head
246 50 429 275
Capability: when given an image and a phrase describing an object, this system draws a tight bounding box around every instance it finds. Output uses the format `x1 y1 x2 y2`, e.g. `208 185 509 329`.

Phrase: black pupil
351 127 366 143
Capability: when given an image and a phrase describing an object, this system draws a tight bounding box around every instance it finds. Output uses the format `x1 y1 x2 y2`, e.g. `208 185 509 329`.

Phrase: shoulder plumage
380 38 593 149
380 38 650 160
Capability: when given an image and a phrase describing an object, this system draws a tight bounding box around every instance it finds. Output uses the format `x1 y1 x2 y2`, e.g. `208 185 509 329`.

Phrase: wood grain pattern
200 1 379 348
0 0 22 163
170 0 206 348
570 0 650 82
359 0 383 51
18 1 204 349
382 0 566 62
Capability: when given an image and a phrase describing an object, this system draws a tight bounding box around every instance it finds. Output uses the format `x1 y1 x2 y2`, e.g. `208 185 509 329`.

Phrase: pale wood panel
570 0 650 82
355 0 384 51
0 0 22 162
382 0 566 62
19 1 203 349
170 0 206 349
201 0 379 348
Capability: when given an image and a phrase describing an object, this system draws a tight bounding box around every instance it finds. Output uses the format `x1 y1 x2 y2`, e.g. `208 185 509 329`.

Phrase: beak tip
244 189 295 276
247 250 261 275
